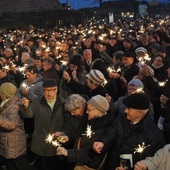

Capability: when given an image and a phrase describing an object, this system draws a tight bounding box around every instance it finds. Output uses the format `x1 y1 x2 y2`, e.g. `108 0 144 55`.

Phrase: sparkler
107 66 122 73
158 79 168 87
82 125 95 138
45 134 61 147
21 82 34 91
134 142 150 160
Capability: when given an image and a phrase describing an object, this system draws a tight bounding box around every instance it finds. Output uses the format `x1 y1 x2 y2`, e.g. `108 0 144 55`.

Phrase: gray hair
65 94 86 112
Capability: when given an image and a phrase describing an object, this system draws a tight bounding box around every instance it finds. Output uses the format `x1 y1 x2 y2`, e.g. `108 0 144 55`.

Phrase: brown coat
0 96 26 159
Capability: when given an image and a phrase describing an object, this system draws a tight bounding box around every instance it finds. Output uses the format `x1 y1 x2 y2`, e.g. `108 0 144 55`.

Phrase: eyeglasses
44 88 57 93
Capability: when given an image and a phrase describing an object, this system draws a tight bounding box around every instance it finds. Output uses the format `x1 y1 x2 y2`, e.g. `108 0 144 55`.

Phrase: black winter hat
123 93 150 110
43 79 58 88
70 55 82 68
123 51 135 59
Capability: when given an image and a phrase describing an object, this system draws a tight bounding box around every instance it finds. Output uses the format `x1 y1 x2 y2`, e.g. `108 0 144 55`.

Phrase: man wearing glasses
20 79 66 170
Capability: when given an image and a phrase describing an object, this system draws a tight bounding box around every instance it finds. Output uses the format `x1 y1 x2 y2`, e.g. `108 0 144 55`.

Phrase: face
84 50 92 62
70 104 85 116
35 59 42 68
4 50 12 58
153 56 163 67
136 51 145 58
122 57 133 67
43 86 58 101
43 61 52 71
123 41 131 49
0 92 6 101
86 103 103 120
26 71 37 83
86 78 96 90
125 107 141 123
0 69 6 79
127 85 138 95
141 37 148 45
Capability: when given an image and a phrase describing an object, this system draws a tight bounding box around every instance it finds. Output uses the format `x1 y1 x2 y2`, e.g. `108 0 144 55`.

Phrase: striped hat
86 69 105 85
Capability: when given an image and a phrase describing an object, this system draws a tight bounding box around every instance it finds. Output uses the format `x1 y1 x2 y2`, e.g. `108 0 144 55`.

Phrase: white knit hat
135 47 147 54
86 69 105 85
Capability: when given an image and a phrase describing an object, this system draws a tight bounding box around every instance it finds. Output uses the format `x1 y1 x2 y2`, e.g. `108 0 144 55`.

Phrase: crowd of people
0 16 170 170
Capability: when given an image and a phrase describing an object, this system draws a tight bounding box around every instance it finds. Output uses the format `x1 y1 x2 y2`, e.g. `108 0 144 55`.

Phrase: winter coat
141 144 170 170
66 79 108 98
20 95 65 157
100 113 165 170
67 113 114 170
0 96 26 159
17 74 43 102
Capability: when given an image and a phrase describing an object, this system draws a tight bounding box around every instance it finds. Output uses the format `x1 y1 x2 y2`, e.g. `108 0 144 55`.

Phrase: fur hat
128 79 144 90
123 93 150 110
86 69 105 85
0 83 17 98
88 95 109 114
43 79 58 88
135 47 147 54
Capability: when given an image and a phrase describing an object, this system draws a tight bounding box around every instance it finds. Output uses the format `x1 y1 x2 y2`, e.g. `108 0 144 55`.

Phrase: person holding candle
92 92 165 170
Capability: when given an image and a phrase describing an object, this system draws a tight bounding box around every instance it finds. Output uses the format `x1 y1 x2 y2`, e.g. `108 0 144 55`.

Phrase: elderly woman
0 83 32 170
54 94 87 148
56 95 113 170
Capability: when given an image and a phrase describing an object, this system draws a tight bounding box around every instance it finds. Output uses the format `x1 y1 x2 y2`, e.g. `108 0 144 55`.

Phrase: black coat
99 113 165 170
67 112 114 169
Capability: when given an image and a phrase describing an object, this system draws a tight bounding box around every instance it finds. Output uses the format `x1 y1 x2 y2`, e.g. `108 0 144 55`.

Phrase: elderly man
20 79 66 170
92 92 165 170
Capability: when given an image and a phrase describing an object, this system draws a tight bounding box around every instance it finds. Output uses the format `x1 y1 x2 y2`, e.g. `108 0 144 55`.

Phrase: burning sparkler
45 134 61 147
134 142 150 160
158 79 168 87
21 82 34 91
82 125 95 138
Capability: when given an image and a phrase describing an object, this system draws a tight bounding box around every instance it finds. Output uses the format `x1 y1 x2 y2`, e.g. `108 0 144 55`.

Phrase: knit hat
135 47 147 54
70 55 82 68
43 79 58 88
88 95 109 114
0 83 17 98
123 93 150 110
86 69 105 85
123 52 135 59
128 79 144 90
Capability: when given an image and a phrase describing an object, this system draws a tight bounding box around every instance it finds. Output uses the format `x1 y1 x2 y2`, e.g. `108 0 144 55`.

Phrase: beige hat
0 83 17 99
88 95 109 114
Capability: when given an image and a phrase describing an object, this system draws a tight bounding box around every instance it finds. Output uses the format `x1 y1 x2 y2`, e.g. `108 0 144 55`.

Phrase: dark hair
26 65 38 74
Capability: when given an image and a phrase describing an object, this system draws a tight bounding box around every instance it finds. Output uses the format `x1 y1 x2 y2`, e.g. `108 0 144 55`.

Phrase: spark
45 134 61 147
82 125 95 138
134 142 150 154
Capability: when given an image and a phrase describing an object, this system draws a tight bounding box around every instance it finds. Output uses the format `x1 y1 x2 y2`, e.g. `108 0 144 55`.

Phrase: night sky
59 0 169 10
